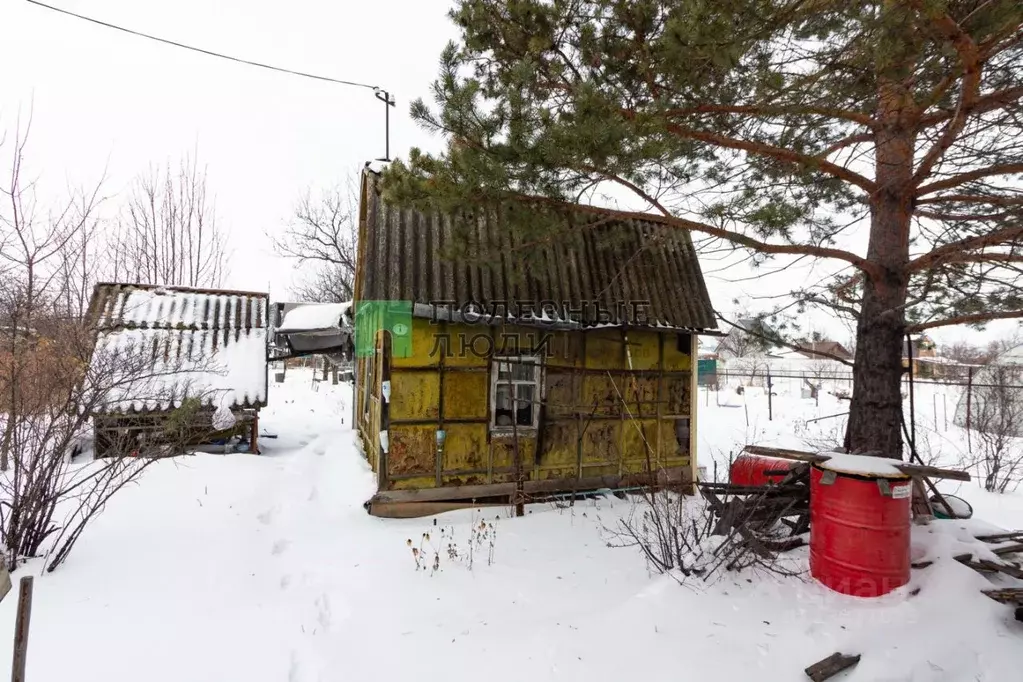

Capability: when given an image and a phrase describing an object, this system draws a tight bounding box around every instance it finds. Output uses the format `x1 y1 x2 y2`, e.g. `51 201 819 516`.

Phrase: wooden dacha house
353 170 718 517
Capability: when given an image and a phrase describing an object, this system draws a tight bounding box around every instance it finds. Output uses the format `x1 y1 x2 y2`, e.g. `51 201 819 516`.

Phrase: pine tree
383 0 1023 458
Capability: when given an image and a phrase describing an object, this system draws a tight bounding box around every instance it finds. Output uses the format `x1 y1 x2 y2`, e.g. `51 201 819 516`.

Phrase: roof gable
356 172 717 331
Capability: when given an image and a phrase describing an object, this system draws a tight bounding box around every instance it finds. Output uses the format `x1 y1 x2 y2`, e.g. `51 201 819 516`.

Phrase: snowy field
0 369 1020 681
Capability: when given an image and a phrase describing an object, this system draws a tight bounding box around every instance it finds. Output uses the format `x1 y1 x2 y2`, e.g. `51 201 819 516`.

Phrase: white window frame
489 355 542 435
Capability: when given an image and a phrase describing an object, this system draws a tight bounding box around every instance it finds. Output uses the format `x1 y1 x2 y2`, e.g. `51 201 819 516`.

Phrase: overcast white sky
1 0 455 295
2 0 1017 349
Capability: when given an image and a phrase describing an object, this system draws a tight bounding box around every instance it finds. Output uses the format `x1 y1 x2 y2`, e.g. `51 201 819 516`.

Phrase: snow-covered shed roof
276 302 352 334
87 283 269 414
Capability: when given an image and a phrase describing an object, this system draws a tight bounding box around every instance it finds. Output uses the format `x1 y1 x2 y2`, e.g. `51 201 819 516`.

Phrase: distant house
353 169 718 516
903 334 943 378
86 283 269 456
793 340 853 362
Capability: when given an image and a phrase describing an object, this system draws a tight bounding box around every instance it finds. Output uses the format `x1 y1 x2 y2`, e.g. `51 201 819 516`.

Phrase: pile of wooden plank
698 461 812 568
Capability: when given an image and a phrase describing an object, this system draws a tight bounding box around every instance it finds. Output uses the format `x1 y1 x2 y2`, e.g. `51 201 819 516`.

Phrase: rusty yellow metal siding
360 317 695 494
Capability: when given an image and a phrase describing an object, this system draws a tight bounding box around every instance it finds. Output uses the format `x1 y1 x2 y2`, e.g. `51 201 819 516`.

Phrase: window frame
489 355 542 435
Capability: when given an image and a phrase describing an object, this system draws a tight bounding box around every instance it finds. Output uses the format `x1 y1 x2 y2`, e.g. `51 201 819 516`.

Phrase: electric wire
25 0 384 92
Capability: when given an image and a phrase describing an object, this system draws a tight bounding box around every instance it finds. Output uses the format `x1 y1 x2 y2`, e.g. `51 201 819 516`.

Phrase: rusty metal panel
657 418 689 460
544 370 579 418
626 330 660 370
537 420 577 468
660 375 692 416
581 464 619 477
663 333 694 370
443 371 489 420
441 423 488 473
390 476 436 490
441 322 490 368
392 319 443 369
620 419 658 468
581 374 622 417
579 421 621 465
388 425 436 477
491 437 536 472
390 370 439 421
584 329 624 370
627 377 659 418
544 331 584 367
360 170 716 331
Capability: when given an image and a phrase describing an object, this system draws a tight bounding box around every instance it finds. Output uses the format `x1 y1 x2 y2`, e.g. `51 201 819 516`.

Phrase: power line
25 0 397 160
25 0 381 92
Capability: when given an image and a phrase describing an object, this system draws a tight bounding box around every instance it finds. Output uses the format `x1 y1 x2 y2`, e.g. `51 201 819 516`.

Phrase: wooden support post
250 414 259 454
11 576 33 682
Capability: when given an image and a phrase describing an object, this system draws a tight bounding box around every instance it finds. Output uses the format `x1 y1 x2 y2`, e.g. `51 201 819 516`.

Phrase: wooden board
368 466 689 510
982 588 1023 606
742 445 970 482
805 652 861 681
369 500 508 519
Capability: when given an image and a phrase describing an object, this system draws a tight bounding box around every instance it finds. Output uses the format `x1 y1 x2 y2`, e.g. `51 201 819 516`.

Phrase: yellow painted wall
358 316 695 493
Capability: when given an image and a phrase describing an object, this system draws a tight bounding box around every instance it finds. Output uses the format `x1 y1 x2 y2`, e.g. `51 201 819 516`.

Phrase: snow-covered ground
1 369 1020 681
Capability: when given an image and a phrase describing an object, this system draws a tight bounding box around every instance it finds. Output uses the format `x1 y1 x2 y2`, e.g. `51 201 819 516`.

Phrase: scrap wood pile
698 444 973 569
939 530 1023 620
696 457 812 571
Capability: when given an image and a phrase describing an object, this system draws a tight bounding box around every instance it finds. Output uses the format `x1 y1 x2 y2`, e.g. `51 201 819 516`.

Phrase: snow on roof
818 452 908 479
276 302 352 334
88 283 269 413
915 355 960 365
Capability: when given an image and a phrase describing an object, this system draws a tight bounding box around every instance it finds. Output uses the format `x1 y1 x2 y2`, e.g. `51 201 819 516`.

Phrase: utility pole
374 89 397 162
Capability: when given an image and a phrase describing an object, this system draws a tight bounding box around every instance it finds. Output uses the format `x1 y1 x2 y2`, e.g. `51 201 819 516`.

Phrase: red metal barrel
729 453 798 486
809 459 912 597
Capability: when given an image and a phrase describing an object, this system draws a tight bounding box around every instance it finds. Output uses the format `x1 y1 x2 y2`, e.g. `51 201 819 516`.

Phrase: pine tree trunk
846 282 906 458
845 73 915 460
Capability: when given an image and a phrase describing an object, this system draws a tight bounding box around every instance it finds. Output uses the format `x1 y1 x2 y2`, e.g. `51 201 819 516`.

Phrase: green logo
355 300 413 358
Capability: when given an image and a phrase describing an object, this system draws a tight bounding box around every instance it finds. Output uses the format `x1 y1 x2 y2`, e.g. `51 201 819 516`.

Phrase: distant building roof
355 171 717 331
87 283 269 414
793 341 853 361
277 302 352 334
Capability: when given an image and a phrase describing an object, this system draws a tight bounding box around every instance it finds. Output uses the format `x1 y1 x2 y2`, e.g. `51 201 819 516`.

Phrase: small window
491 355 540 432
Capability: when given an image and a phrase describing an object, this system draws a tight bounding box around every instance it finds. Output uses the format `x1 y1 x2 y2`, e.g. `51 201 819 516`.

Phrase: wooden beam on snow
804 652 861 682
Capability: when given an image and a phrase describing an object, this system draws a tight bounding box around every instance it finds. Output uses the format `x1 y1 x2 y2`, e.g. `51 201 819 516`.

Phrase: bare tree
270 178 358 303
111 153 226 288
945 341 993 367
967 364 1023 493
715 314 774 360
0 124 227 572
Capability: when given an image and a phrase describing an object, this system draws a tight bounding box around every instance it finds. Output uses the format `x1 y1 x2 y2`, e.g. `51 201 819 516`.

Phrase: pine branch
917 163 1023 197
658 121 877 193
908 310 1023 332
663 103 875 128
912 8 982 186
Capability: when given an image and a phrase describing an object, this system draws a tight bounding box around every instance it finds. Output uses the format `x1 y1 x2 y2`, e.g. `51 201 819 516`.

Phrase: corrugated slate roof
357 172 717 330
87 283 269 413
